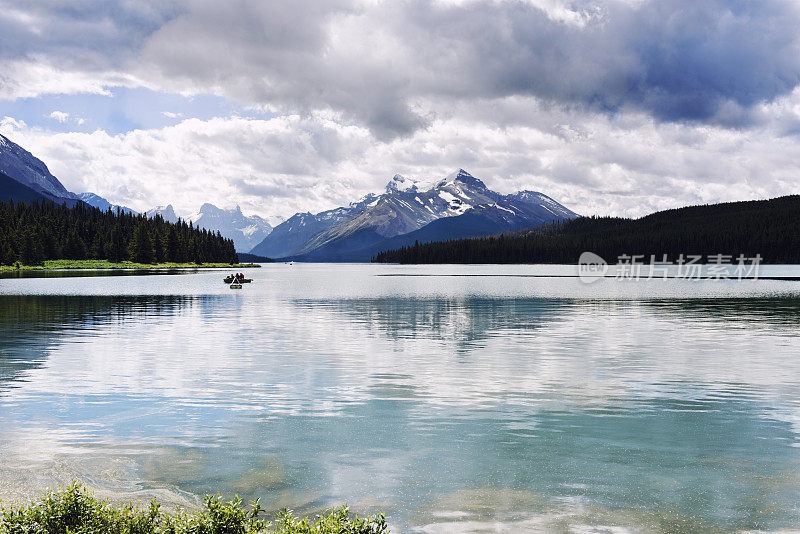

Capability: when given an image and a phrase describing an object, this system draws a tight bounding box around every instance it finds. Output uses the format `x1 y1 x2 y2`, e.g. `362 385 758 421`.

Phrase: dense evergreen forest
0 200 238 265
373 195 800 264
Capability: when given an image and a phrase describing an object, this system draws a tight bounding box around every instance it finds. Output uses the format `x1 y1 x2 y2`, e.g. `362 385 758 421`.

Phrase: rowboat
224 276 252 283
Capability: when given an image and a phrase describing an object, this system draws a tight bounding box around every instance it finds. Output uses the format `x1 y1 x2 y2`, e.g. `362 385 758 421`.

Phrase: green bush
0 482 389 534
273 506 388 534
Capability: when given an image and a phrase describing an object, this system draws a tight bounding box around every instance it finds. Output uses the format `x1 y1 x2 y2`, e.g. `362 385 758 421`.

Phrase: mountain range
0 133 577 260
250 169 577 261
186 203 272 252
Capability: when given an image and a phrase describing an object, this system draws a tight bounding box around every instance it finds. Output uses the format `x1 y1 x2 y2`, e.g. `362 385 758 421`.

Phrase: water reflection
643 297 800 334
300 296 800 342
293 297 570 348
0 295 203 391
0 269 208 279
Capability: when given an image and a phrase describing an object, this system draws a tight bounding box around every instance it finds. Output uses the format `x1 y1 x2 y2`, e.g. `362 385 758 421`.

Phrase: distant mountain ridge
251 169 577 261
77 192 138 215
140 203 272 252
186 203 272 252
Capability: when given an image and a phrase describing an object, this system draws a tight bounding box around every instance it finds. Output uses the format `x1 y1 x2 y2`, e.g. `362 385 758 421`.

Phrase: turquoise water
1 264 800 532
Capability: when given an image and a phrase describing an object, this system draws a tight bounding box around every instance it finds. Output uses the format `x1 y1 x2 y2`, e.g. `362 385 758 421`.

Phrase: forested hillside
372 195 800 264
0 200 238 265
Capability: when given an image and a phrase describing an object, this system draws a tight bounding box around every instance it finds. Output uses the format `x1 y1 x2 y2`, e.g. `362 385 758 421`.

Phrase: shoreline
0 260 261 273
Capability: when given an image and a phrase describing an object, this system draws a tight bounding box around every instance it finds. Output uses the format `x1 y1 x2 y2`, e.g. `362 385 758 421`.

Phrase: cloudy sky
2 0 800 220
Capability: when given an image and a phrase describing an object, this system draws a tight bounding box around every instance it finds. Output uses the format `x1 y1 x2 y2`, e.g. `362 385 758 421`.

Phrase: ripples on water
1 264 800 532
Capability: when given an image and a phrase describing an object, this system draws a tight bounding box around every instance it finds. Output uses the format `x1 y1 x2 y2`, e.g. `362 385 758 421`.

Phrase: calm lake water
1 264 800 532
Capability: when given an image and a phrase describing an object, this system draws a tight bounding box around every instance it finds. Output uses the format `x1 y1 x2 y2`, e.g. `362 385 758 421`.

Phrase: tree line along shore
372 195 800 264
0 200 242 267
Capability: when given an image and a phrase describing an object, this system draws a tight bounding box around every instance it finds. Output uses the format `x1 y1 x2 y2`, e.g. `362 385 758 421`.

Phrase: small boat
230 283 243 289
224 277 252 283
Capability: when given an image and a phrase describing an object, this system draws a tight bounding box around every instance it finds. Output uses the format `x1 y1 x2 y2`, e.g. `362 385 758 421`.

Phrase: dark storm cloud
614 0 800 123
395 0 800 124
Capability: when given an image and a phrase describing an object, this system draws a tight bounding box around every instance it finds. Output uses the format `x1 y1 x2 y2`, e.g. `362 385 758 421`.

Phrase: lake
1 263 800 532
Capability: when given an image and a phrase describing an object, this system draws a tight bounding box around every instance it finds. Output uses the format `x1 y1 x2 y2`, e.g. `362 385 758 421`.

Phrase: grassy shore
0 482 389 533
0 259 261 273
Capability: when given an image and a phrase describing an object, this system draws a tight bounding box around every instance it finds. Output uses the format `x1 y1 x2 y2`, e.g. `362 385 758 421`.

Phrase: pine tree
20 229 46 265
165 226 179 262
128 222 155 263
63 228 88 260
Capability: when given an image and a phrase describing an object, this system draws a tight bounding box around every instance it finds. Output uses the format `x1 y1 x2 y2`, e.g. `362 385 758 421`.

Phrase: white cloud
1 116 26 129
47 110 86 126
48 111 69 123
0 60 141 100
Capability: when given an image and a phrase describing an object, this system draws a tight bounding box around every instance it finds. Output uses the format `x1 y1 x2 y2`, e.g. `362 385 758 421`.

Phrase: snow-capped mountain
77 192 138 215
145 205 179 224
142 203 274 252
385 174 419 193
251 193 379 258
250 169 578 261
0 133 78 204
186 203 272 252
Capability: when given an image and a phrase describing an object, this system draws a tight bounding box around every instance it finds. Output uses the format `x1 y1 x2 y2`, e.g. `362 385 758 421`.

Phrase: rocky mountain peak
385 174 418 194
436 169 487 191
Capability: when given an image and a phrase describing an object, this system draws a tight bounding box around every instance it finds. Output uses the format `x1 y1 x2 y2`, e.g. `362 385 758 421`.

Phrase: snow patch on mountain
437 169 487 192
386 174 419 194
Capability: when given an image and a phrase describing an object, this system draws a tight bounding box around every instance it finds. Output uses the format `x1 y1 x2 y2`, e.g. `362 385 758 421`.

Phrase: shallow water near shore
1 263 800 532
